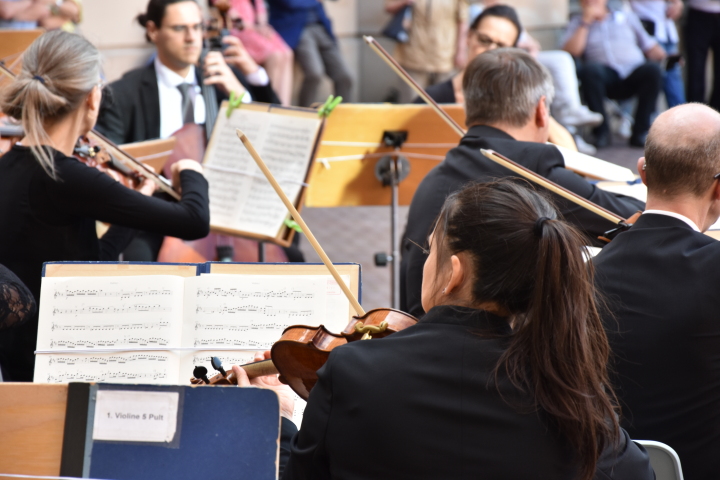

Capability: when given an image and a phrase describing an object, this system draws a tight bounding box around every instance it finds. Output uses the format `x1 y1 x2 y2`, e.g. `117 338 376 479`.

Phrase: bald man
593 103 720 480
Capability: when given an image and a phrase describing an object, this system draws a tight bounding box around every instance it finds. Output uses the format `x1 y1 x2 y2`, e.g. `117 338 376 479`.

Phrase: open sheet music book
34 262 361 424
203 102 324 247
553 144 637 182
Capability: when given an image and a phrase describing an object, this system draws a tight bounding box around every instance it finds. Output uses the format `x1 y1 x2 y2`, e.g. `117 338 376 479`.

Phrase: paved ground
298 137 645 311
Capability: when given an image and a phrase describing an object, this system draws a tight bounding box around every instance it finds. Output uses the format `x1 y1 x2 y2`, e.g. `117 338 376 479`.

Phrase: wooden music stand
0 29 43 76
305 103 465 307
306 103 465 207
120 137 177 173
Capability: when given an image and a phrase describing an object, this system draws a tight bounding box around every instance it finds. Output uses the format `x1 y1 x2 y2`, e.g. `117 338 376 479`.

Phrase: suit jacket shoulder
96 63 160 144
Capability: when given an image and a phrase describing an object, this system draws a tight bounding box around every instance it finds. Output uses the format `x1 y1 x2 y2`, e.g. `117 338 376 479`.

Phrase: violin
192 308 417 400
190 131 419 399
0 62 181 200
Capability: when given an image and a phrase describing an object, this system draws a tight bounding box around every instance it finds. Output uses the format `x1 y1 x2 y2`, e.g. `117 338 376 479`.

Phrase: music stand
307 103 466 308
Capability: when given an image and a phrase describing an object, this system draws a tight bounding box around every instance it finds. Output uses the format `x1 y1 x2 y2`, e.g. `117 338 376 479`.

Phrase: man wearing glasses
593 103 720 480
96 0 279 145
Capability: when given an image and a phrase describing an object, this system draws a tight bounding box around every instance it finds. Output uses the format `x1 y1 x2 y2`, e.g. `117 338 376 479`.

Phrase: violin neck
241 358 278 379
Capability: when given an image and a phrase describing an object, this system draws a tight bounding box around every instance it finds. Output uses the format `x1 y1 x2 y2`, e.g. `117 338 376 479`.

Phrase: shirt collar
154 56 197 88
643 210 701 232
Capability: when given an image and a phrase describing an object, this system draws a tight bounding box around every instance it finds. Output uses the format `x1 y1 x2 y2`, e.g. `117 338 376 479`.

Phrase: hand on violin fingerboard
233 351 296 420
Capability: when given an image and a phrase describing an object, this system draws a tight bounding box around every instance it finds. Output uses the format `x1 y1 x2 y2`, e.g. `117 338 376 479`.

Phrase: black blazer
413 79 455 104
95 62 280 144
400 125 645 318
594 213 720 480
281 305 654 480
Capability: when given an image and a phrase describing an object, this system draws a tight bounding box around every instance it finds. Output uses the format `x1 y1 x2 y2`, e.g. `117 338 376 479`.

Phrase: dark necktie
177 83 195 125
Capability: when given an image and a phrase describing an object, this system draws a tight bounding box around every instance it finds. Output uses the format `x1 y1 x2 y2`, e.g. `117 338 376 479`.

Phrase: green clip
318 95 343 118
284 218 303 233
226 91 247 118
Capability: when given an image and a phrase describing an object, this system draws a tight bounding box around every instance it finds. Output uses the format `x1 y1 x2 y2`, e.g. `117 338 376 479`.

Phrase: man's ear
147 20 159 43
637 157 648 186
535 95 549 129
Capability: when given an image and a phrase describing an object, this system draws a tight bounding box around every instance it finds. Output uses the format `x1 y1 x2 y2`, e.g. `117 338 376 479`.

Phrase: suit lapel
139 63 161 140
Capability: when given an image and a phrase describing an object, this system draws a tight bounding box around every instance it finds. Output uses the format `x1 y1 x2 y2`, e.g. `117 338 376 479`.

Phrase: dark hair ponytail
433 179 619 480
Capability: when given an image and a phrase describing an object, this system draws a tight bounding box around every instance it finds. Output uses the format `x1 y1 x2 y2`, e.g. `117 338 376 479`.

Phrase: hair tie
534 217 550 238
33 75 45 84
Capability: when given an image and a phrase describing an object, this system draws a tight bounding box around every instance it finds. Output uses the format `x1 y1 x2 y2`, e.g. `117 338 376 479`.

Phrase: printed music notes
203 103 322 240
35 273 351 396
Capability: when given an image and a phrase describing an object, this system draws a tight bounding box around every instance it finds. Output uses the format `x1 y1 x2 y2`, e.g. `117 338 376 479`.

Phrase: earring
442 288 446 295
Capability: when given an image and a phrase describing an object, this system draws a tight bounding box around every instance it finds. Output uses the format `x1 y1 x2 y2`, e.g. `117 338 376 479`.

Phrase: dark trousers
578 61 662 138
685 8 720 110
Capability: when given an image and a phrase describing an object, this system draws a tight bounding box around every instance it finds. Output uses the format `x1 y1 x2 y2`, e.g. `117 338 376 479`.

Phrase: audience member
39 0 80 31
630 0 685 108
562 0 665 148
400 48 645 318
0 0 49 28
386 0 468 103
684 0 720 110
266 0 352 107
594 103 720 480
473 3 602 131
226 0 294 105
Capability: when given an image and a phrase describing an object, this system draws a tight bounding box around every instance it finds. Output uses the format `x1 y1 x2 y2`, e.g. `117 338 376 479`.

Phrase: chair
635 440 684 480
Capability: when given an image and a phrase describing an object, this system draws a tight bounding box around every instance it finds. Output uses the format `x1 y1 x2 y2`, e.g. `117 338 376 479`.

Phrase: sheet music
182 274 351 349
34 351 180 384
36 276 186 351
204 107 322 237
554 144 637 182
596 181 647 202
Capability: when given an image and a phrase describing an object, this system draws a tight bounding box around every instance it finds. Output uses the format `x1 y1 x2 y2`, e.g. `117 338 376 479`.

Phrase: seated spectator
593 103 720 480
386 0 468 104
266 0 352 107
684 0 720 111
562 0 665 148
224 0 294 105
630 0 685 108
0 0 49 29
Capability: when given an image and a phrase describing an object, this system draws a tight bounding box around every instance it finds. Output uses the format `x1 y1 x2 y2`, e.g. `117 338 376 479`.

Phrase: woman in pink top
226 0 293 105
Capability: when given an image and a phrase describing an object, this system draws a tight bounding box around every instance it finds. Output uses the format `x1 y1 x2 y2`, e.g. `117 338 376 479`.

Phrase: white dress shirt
643 209 701 232
629 0 679 44
154 57 269 139
155 57 207 139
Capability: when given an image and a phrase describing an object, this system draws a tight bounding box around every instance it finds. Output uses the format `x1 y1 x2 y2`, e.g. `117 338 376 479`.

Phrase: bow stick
0 62 180 200
363 35 636 235
236 128 366 317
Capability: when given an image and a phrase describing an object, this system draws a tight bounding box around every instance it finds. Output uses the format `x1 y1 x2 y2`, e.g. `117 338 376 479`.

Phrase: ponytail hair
0 30 101 178
433 179 619 480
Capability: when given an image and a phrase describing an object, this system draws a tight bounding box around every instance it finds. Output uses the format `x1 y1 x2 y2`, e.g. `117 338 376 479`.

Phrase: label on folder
93 390 179 443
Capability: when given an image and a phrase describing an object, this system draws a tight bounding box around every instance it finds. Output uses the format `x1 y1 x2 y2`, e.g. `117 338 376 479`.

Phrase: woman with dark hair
0 30 210 380
237 180 654 479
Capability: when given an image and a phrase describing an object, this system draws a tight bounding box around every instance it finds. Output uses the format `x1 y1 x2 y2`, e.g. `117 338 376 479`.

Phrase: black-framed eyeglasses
471 31 510 49
165 23 204 35
714 172 720 180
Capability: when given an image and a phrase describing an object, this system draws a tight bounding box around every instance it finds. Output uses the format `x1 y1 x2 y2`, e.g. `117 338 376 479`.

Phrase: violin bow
0 62 180 200
236 128 366 318
363 35 635 233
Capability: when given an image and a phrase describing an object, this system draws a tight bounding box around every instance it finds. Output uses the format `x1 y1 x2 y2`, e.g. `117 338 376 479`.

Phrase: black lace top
0 264 36 330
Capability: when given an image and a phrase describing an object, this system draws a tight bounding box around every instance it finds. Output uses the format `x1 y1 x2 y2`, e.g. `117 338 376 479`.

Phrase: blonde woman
0 30 210 381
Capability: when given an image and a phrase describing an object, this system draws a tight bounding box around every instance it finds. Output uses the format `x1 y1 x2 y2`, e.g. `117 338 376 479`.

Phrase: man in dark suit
593 103 720 480
400 48 644 318
96 0 279 145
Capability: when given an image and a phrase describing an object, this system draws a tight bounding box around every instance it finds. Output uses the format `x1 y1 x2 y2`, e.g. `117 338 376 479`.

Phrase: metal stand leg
390 159 400 310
